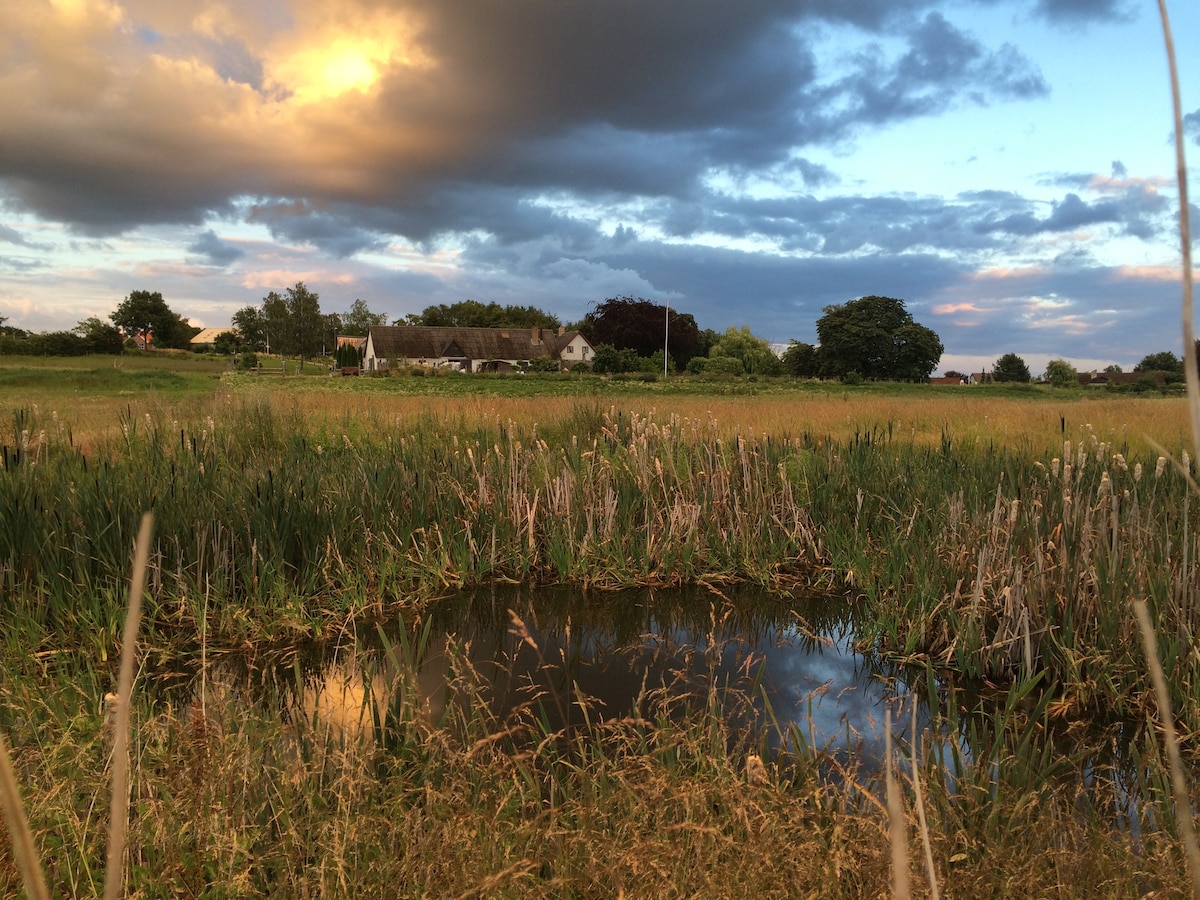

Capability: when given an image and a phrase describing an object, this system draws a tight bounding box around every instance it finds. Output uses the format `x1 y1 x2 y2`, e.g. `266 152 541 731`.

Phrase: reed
3 400 1199 726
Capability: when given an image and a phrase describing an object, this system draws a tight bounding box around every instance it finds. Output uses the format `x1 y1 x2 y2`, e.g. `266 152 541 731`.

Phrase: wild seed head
1183 450 1191 474
1114 453 1127 472
101 691 119 749
1008 499 1020 528
1156 456 1167 479
1051 458 1060 479
1134 462 1143 482
746 754 768 786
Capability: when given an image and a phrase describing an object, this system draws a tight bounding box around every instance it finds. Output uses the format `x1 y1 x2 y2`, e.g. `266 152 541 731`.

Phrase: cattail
101 692 119 751
1184 450 1191 474
746 754 768 786
1134 462 1143 482
1051 458 1060 479
1008 499 1020 528
1156 456 1167 479
1114 453 1128 472
1098 471 1111 498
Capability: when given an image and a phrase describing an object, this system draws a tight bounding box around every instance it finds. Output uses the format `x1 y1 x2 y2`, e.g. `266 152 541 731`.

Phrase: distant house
189 327 235 349
1077 371 1164 387
928 375 969 385
363 326 593 373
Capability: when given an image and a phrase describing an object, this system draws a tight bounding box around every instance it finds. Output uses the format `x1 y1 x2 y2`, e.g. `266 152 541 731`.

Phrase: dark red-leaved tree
579 296 701 368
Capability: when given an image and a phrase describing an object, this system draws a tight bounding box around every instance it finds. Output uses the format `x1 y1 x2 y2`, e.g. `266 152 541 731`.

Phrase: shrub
702 356 745 376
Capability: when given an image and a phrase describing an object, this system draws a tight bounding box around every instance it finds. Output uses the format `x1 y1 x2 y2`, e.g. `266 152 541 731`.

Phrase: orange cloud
970 265 1048 282
933 302 984 314
1113 264 1181 283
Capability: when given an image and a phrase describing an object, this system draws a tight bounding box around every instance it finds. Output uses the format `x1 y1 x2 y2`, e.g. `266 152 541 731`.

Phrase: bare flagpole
664 299 669 378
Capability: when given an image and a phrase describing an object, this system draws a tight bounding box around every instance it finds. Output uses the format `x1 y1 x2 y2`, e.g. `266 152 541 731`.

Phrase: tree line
12 283 1191 387
984 348 1198 387
0 291 198 356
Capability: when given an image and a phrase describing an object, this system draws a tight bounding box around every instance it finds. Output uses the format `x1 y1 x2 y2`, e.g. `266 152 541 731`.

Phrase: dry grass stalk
104 511 154 900
911 701 940 900
885 708 911 900
0 731 50 900
1134 600 1200 899
1155 0 1198 461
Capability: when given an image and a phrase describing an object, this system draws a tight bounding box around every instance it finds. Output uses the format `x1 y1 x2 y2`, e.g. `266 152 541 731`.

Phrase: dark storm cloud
977 181 1167 239
1186 109 1200 145
813 13 1046 136
0 224 31 246
0 0 1047 242
247 200 390 257
187 229 245 266
1027 0 1135 24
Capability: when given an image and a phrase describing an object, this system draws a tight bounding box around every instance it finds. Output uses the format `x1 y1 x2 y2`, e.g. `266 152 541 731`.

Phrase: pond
214 585 930 772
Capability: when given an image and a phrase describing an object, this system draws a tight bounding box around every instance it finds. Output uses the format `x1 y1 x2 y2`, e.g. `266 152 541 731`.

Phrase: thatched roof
190 327 235 345
367 326 581 362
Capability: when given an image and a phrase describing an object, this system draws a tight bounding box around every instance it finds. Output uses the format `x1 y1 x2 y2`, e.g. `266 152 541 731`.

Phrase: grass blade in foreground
1134 599 1200 899
0 730 49 900
104 511 154 900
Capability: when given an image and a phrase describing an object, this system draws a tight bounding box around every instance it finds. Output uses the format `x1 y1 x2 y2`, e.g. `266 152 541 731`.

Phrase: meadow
2 360 1199 896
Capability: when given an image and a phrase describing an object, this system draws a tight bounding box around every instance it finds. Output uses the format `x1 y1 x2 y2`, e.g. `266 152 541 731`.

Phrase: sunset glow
0 0 1196 374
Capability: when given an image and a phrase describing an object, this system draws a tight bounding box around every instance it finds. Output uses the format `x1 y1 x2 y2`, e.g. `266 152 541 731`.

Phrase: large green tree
781 341 821 377
1043 358 1078 387
340 298 388 335
414 300 559 329
708 325 781 375
73 317 125 354
814 295 942 381
261 291 290 355
285 282 324 364
232 306 267 352
1134 351 1183 374
110 290 195 349
992 353 1031 383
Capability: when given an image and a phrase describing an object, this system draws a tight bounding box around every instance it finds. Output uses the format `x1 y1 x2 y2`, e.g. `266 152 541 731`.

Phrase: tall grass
3 400 1199 726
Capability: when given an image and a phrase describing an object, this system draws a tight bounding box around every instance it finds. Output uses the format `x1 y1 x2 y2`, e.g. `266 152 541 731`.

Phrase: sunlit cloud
932 301 985 314
1113 264 1180 282
971 265 1049 282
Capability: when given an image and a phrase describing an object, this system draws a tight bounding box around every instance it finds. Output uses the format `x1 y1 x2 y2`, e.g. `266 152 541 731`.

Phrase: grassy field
1 353 1198 896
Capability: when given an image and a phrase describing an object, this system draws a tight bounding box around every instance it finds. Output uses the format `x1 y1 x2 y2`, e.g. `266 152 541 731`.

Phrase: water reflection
182 584 1184 831
270 585 930 769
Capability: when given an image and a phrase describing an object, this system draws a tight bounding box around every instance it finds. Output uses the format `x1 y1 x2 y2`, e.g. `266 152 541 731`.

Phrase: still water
253 585 931 770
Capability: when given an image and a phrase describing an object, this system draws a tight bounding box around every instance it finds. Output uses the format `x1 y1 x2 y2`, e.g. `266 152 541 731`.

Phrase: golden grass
5 381 1187 460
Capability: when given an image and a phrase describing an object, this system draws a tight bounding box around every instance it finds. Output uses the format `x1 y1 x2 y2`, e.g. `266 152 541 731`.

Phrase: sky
1 0 1198 376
